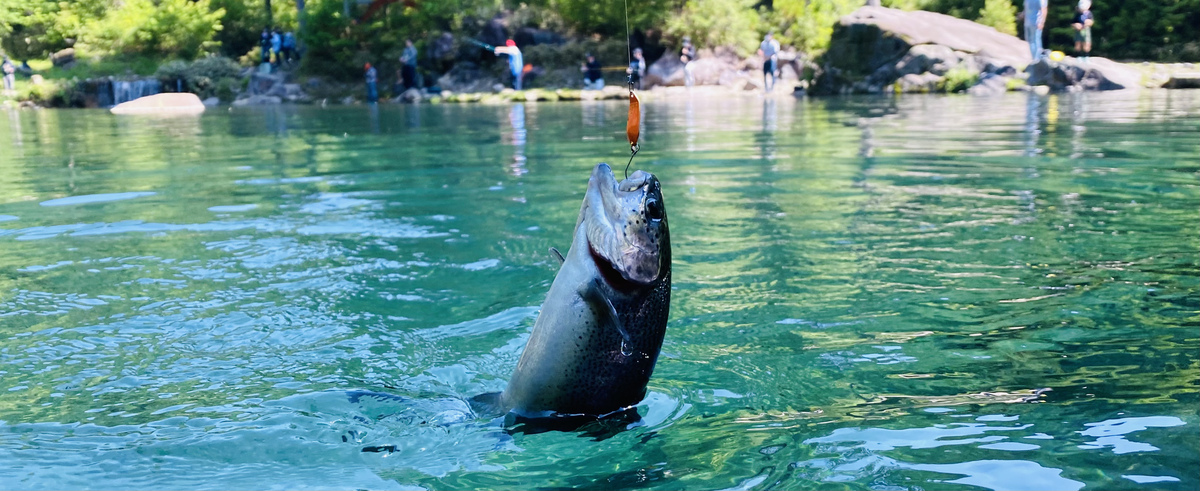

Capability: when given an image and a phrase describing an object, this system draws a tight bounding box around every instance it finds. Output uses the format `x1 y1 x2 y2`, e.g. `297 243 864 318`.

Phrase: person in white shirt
757 32 781 91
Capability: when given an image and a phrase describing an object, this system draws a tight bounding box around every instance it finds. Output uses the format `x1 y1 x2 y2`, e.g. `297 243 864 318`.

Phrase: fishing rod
464 37 495 51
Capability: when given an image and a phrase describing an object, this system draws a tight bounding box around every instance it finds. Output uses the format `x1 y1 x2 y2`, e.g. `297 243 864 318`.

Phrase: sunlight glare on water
0 90 1197 490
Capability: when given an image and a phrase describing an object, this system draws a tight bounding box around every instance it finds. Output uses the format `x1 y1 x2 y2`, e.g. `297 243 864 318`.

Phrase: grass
25 53 162 81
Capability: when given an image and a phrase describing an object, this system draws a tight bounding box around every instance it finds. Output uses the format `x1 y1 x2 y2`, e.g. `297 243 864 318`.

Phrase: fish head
579 163 669 288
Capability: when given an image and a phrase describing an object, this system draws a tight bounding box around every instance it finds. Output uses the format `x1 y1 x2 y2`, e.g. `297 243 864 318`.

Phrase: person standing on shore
270 30 282 66
1072 0 1094 62
1023 0 1048 61
757 32 781 91
2 56 15 94
400 39 418 90
680 37 696 87
260 28 271 65
281 32 296 64
581 53 604 90
494 40 523 90
627 48 646 90
365 63 378 103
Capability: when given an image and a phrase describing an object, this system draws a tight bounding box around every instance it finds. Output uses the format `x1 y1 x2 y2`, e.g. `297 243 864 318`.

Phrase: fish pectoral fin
549 247 565 265
578 278 631 344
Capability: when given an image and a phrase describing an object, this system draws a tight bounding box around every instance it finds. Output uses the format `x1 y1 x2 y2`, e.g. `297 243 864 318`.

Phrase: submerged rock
1024 57 1143 91
232 94 282 106
110 93 205 115
1162 73 1200 89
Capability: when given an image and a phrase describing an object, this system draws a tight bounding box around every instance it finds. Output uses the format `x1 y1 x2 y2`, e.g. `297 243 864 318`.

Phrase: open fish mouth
581 163 667 287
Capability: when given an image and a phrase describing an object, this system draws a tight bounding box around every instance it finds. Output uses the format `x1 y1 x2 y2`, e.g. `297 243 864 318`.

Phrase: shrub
937 67 978 93
155 56 241 98
767 0 862 56
665 0 761 56
977 0 1017 36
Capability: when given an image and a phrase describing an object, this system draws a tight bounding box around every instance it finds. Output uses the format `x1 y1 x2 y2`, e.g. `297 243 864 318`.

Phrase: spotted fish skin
500 163 671 417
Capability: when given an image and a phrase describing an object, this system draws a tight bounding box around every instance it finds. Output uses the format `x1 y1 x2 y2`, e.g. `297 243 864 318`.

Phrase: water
110 79 162 106
1 91 1197 490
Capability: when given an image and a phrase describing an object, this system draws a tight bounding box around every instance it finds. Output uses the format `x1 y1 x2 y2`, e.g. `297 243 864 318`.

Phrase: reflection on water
1 90 1197 490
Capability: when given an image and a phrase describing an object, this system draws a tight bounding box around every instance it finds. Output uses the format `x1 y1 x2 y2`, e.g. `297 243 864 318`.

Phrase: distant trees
0 0 224 59
1 0 1195 74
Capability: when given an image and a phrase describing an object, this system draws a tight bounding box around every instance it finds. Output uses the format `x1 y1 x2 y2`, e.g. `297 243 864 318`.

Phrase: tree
976 0 1016 36
665 0 761 56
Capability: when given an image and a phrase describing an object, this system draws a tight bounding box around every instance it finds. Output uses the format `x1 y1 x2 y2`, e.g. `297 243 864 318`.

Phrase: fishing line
622 0 640 179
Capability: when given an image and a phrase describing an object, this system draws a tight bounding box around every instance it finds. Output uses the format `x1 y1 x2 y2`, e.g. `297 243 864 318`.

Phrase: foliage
976 0 1016 36
937 66 977 92
663 0 761 56
154 56 242 98
210 0 298 58
523 0 672 37
767 0 862 55
0 0 223 60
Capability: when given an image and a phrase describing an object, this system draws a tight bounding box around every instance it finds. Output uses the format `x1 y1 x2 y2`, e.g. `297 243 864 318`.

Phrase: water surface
1 91 1197 490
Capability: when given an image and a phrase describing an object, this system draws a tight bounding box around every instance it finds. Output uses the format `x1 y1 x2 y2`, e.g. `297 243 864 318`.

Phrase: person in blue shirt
270 30 282 65
1072 0 1094 61
400 39 418 90
494 39 523 90
281 32 296 64
364 63 378 102
1023 0 1049 61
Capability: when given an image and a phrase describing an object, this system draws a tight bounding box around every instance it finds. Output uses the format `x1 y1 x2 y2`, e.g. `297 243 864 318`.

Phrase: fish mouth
581 163 666 288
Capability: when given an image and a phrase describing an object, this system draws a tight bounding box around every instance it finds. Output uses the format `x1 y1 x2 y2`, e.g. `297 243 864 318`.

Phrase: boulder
1163 73 1200 89
813 6 1031 95
895 72 943 93
395 88 423 103
51 48 76 68
1024 57 1142 91
232 95 282 106
436 62 500 94
644 48 743 88
249 72 286 96
202 97 220 106
110 93 206 115
968 72 1010 96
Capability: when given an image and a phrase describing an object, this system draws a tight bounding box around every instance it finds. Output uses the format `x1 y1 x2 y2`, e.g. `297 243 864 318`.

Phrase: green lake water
0 91 1197 490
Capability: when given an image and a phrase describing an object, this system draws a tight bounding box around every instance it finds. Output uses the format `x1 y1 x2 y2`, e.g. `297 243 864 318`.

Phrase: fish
491 162 671 419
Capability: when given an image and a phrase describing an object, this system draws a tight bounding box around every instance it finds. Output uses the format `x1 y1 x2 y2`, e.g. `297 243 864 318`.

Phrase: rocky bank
814 6 1147 95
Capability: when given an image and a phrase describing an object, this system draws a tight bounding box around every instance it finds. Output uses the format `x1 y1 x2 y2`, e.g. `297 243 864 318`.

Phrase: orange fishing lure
626 91 641 153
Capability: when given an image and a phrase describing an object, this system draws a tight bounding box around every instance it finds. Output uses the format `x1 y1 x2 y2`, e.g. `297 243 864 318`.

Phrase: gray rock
232 95 282 106
813 6 1030 95
1025 57 1142 91
895 72 943 93
645 48 742 88
968 72 1010 96
1163 73 1200 89
202 97 220 106
436 62 500 93
396 88 423 103
52 48 76 67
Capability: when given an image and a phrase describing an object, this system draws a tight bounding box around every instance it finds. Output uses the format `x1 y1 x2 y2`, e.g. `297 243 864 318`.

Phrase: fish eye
645 198 664 221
